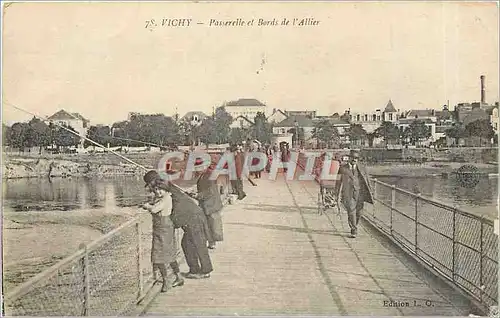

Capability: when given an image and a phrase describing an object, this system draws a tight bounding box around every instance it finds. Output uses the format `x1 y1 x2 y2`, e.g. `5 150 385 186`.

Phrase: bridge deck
142 177 475 316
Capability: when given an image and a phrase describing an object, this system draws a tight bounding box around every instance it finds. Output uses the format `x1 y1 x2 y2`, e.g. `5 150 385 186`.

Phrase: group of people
140 148 374 294
141 158 226 292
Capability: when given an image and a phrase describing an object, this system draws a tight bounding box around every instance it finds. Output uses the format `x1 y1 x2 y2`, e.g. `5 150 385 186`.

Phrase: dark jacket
168 184 206 228
336 162 374 210
196 170 223 216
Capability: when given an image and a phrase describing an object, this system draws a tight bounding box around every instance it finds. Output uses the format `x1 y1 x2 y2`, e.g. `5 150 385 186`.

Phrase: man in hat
336 150 374 238
146 168 214 279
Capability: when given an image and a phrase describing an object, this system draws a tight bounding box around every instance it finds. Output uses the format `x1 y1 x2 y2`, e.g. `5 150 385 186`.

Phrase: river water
2 174 498 219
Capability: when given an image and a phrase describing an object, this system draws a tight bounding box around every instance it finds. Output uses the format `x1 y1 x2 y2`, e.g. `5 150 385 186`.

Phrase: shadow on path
226 221 347 237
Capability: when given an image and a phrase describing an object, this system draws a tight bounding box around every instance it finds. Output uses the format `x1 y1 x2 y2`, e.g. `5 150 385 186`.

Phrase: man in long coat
195 158 224 249
335 150 374 238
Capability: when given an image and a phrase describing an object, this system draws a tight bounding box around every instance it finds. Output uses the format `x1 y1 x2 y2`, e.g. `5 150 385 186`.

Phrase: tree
198 118 218 146
27 117 51 153
347 123 367 147
465 119 495 146
51 123 81 150
252 112 273 144
7 122 30 150
312 119 340 148
85 125 112 148
214 107 233 144
230 127 251 145
120 114 180 147
373 121 400 146
2 124 10 146
402 120 431 146
445 123 466 146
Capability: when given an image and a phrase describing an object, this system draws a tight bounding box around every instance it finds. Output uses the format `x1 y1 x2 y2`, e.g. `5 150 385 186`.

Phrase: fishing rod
4 101 190 195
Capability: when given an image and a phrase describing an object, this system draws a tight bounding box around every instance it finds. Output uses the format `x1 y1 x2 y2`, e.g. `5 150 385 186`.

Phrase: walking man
336 149 374 238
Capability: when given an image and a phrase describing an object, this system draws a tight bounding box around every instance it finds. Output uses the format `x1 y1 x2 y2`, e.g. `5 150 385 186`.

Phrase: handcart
317 180 341 215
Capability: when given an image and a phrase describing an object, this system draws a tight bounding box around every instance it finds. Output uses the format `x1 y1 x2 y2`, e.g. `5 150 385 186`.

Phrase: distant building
47 110 90 148
181 111 208 127
435 105 454 125
273 115 315 147
267 108 288 123
490 104 499 133
229 115 254 129
404 109 438 122
223 98 267 122
348 100 399 134
284 110 316 118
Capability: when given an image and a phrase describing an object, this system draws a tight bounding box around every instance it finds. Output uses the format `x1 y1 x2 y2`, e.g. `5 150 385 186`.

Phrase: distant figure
142 170 184 292
335 150 374 238
231 145 246 200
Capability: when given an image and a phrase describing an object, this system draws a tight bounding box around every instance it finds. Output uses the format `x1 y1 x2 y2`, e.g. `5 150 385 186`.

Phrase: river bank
366 161 498 177
2 207 137 291
2 156 145 179
4 152 499 180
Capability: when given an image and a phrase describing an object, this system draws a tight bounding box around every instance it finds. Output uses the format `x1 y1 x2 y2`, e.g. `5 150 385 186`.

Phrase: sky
2 1 499 126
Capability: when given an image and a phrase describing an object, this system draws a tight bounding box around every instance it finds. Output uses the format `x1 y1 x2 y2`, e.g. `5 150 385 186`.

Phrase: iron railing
3 175 231 316
295 152 498 312
367 178 498 311
3 213 164 316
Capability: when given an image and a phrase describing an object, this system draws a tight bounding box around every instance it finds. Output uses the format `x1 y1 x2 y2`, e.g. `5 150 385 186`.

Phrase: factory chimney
480 75 486 104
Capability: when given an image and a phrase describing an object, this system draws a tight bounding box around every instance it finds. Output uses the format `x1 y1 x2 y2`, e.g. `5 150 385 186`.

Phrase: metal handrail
295 152 498 311
372 179 495 224
369 178 498 310
4 174 232 316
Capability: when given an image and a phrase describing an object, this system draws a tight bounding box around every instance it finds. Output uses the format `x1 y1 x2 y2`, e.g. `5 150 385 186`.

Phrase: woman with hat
142 170 184 292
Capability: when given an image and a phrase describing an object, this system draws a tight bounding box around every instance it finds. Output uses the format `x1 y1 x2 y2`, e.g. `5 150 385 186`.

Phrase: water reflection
376 175 498 219
3 175 496 218
2 176 196 212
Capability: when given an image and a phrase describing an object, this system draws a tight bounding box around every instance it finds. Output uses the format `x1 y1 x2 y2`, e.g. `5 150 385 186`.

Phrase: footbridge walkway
3 155 498 316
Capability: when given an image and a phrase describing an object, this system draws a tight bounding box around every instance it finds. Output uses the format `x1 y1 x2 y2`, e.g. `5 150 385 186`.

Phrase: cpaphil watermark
156 151 341 182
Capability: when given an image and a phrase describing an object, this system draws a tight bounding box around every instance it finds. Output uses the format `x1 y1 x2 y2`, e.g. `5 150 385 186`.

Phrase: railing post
80 243 90 316
452 206 457 282
136 221 144 301
372 179 377 217
391 185 396 235
415 194 420 255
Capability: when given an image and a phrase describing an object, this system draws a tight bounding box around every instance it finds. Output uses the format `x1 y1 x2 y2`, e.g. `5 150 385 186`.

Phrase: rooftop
47 110 89 122
225 98 266 107
274 115 314 127
383 100 397 113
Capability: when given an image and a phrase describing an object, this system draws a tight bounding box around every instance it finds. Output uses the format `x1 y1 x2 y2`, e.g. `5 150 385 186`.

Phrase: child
142 171 184 292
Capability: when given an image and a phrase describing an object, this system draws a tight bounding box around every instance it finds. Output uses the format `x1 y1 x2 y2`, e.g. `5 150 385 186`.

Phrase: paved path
143 176 476 316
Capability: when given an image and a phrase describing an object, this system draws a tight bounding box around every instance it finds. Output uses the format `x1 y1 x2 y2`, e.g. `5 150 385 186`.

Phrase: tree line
3 107 495 153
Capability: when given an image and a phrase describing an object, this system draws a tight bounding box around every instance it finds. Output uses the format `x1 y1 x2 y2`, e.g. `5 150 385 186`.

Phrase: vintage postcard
1 1 499 316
